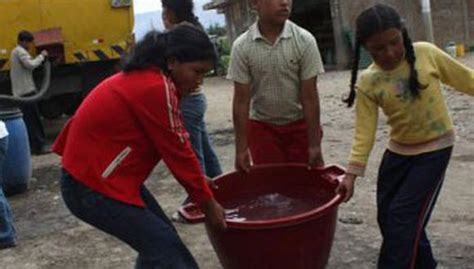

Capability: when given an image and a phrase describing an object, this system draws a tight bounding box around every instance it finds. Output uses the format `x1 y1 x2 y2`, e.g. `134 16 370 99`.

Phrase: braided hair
344 4 424 107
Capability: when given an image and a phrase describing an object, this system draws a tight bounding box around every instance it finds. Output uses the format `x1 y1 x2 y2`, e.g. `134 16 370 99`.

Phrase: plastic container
0 112 31 195
456 43 465 57
180 164 346 269
446 42 457 58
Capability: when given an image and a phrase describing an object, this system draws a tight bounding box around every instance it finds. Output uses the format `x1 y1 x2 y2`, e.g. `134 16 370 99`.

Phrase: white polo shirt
227 20 324 125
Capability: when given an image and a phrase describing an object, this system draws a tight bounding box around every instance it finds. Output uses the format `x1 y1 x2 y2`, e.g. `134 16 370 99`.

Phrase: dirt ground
1 54 473 269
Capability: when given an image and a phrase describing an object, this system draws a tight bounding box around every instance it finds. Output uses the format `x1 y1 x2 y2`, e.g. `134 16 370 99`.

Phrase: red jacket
53 67 213 207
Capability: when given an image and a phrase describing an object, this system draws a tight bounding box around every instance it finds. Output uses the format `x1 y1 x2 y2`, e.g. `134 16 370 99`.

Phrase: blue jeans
377 147 452 269
180 94 222 178
60 171 199 269
0 136 16 246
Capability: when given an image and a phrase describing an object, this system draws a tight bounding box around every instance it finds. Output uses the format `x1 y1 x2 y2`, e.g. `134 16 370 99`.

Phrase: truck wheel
39 97 64 119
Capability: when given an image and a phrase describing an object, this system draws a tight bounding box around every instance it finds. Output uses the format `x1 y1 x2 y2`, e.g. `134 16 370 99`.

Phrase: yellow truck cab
0 0 134 118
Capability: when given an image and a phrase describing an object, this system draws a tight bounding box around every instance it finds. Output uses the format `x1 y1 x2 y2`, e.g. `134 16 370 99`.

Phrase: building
204 0 473 69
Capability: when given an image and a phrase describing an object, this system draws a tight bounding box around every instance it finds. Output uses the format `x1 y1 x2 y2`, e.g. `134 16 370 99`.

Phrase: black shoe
0 240 17 250
31 146 52 155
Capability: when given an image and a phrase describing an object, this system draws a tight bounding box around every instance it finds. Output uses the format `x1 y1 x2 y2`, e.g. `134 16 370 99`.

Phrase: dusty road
1 54 473 269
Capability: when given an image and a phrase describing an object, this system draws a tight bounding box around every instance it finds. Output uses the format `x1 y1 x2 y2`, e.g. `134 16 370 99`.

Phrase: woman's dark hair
161 0 202 28
344 4 423 107
18 31 34 42
122 24 216 73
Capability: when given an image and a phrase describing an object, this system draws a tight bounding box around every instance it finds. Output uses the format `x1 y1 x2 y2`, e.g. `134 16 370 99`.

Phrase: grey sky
134 0 211 14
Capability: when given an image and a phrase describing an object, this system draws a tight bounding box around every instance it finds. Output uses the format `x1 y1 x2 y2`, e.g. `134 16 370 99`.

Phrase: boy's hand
308 145 324 167
235 149 251 172
41 50 48 57
336 173 357 202
201 198 227 231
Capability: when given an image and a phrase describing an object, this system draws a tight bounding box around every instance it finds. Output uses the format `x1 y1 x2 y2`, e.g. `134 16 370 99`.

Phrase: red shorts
248 119 318 165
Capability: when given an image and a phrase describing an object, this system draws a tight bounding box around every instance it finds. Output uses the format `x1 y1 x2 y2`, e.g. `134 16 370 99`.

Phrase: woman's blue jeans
0 136 16 246
60 171 199 269
180 93 222 178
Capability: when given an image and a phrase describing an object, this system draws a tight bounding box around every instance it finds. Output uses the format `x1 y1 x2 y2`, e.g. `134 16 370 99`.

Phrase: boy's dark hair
344 4 424 107
18 31 34 43
161 0 202 29
122 24 216 73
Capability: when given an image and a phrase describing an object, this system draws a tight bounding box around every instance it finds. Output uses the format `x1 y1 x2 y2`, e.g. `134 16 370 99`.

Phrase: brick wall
340 0 471 48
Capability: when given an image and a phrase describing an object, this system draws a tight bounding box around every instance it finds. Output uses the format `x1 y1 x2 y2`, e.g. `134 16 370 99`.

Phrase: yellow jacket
348 42 474 176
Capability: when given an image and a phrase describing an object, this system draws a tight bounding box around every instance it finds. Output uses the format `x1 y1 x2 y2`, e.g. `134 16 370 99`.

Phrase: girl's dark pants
60 170 199 269
377 147 452 269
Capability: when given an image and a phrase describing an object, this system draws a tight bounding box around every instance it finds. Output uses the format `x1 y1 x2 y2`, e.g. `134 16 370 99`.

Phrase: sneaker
171 211 186 224
31 146 52 155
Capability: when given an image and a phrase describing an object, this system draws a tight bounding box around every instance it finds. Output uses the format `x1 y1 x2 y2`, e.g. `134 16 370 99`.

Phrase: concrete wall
431 0 468 48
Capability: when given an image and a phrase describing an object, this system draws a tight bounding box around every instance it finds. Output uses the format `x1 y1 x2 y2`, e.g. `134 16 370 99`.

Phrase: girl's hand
201 198 227 231
336 173 357 202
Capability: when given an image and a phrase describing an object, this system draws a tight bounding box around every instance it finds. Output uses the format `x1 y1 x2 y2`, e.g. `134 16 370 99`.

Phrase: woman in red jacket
53 24 226 269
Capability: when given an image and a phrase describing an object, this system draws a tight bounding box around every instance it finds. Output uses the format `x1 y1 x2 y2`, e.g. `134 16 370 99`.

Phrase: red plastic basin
179 164 346 269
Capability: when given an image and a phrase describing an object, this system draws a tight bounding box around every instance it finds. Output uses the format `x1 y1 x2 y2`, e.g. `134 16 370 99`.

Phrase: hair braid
344 39 362 107
402 28 424 98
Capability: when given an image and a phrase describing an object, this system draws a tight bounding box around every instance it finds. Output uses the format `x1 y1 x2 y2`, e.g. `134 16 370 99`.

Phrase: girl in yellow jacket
337 4 474 269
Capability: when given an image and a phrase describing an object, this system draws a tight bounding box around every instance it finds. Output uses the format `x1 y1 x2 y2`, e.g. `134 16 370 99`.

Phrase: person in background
337 4 474 268
161 0 222 179
228 0 325 172
0 120 16 250
10 31 49 155
161 0 223 221
54 25 226 269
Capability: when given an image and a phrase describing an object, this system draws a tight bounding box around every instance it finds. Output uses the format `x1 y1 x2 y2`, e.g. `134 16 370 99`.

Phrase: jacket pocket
101 146 132 179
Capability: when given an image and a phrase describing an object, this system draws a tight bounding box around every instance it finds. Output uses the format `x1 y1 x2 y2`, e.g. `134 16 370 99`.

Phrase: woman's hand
201 198 227 231
336 173 357 202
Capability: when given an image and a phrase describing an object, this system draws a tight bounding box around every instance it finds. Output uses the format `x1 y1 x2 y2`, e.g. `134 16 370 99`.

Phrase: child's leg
201 120 223 178
180 94 206 174
376 147 452 269
248 120 286 164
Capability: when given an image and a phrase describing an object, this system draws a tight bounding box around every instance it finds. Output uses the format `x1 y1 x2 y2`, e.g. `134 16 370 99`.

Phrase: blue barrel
0 109 31 196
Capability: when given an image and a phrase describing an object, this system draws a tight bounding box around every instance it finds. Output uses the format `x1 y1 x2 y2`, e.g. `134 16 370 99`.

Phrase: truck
0 0 134 118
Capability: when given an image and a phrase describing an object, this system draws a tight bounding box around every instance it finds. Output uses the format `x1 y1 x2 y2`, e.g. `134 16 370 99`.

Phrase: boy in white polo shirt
228 0 325 171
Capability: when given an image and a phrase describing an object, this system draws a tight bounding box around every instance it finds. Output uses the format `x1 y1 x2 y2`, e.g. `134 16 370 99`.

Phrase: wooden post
462 0 470 43
330 0 350 69
421 0 435 42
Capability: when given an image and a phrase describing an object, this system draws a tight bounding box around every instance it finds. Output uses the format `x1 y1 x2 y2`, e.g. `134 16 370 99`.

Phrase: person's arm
17 48 45 70
300 76 323 167
233 82 252 172
227 39 252 171
338 89 379 202
429 43 474 96
129 78 225 229
299 34 325 167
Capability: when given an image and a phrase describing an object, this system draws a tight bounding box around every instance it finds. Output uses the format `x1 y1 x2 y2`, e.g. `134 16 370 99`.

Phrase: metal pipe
0 61 51 105
421 0 435 42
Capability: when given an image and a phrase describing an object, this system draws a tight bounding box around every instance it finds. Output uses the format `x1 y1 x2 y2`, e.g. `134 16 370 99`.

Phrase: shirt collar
250 20 292 42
